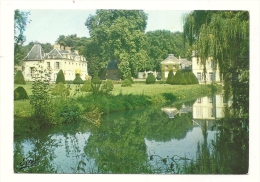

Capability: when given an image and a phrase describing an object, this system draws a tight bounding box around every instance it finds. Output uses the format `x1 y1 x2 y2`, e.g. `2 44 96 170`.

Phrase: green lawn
15 82 213 97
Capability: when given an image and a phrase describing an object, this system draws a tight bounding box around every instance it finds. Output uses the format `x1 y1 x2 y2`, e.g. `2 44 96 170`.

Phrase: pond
14 94 228 174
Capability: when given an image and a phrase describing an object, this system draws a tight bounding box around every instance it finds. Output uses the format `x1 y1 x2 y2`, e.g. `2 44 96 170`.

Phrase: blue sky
22 10 191 45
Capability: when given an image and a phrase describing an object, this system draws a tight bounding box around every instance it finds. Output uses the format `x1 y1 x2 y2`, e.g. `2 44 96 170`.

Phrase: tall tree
85 10 148 78
145 30 187 71
183 10 249 116
14 10 30 65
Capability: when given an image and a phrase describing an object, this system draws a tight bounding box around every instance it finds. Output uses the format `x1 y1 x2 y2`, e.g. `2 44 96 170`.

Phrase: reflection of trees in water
84 117 150 173
14 135 58 173
184 105 249 174
144 109 194 142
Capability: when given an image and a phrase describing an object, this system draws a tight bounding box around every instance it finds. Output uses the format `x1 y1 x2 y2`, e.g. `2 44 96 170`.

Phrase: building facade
21 43 88 82
161 54 192 79
191 52 221 84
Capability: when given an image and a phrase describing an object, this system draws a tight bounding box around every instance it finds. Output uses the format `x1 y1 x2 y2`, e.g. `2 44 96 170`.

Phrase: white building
192 52 221 84
21 43 88 82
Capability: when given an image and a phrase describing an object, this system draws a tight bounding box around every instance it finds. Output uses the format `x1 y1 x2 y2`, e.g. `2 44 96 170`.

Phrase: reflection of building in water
161 101 193 118
192 94 227 130
161 108 179 118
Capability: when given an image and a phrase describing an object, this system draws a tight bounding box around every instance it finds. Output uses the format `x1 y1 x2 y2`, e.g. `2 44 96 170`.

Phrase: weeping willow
184 10 249 117
183 11 249 174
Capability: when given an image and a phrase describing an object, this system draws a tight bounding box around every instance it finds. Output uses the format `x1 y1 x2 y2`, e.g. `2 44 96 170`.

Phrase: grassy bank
14 82 221 135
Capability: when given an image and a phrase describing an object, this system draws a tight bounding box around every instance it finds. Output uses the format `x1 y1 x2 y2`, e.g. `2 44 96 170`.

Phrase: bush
166 70 174 84
56 69 66 84
190 72 199 84
91 72 102 94
51 82 70 97
73 74 84 84
156 74 162 80
14 70 26 84
184 72 192 85
29 64 54 127
121 79 132 87
101 79 114 94
126 71 134 83
81 80 93 93
14 86 29 100
146 73 156 84
172 70 187 85
56 100 81 124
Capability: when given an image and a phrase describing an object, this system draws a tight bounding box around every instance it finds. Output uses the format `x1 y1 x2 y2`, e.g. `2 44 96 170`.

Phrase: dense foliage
184 72 192 84
145 30 188 71
29 64 54 127
85 10 148 78
56 69 66 84
101 79 114 94
14 10 30 66
14 70 26 84
146 73 156 84
166 70 174 84
91 72 102 94
80 80 93 93
183 10 249 174
51 82 70 97
14 86 28 100
189 72 199 84
172 70 187 85
73 74 84 84
121 79 132 87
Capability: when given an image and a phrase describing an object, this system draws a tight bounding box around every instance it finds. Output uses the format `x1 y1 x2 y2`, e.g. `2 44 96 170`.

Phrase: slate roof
161 54 179 65
23 43 45 61
179 58 192 67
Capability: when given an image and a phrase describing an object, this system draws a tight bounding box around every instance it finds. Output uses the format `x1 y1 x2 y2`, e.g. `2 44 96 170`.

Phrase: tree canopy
85 10 148 78
183 10 249 116
145 30 187 71
14 10 30 65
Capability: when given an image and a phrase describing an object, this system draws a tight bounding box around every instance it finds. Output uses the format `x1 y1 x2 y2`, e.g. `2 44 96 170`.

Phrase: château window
55 62 60 69
197 72 202 81
47 62 50 69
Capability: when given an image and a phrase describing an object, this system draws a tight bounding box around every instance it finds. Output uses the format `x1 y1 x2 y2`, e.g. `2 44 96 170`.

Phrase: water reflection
14 94 227 173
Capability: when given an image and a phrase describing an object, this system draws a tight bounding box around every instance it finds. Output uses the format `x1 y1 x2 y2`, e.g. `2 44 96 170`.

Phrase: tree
14 10 30 66
14 70 26 84
183 11 249 115
146 73 156 84
189 72 199 84
166 70 174 84
91 72 101 94
145 30 188 71
14 86 28 100
56 69 66 84
85 10 148 78
172 70 187 85
184 72 192 85
51 82 70 97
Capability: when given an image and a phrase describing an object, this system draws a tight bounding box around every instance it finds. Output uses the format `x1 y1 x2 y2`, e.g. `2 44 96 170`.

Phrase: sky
22 9 191 45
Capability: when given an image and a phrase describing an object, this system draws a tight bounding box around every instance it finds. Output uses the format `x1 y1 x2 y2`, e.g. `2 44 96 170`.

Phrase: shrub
146 73 156 84
121 79 132 87
73 74 84 84
190 72 199 84
56 69 66 84
29 64 54 127
156 74 162 80
56 100 81 124
166 70 174 84
14 70 26 84
184 72 192 85
126 71 134 83
81 80 93 93
101 79 114 94
172 70 187 85
51 82 70 97
91 72 102 94
14 86 29 100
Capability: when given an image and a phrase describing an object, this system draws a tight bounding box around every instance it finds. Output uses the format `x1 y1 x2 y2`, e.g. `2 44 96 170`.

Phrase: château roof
23 43 86 62
23 43 45 61
161 54 179 65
